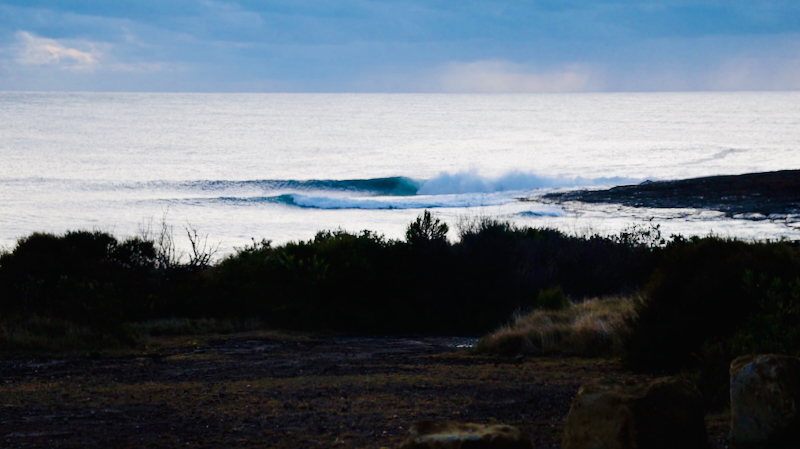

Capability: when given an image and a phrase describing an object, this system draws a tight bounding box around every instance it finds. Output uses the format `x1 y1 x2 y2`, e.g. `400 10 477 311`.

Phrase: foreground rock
563 377 708 449
399 420 532 449
730 354 800 447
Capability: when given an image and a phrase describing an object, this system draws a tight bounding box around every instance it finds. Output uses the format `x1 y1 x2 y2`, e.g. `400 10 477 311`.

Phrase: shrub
0 231 161 325
536 287 570 310
406 210 449 246
202 216 655 334
1 216 661 349
730 271 800 357
623 237 800 373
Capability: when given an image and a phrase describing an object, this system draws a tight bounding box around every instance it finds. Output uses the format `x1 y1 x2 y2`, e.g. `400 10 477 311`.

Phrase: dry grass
0 316 279 354
476 295 638 357
0 315 134 352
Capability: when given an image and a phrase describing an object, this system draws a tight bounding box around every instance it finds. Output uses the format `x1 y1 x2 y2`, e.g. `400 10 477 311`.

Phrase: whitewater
1 92 799 255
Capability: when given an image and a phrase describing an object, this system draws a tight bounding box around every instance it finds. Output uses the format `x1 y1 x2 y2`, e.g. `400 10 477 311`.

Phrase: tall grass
477 295 637 357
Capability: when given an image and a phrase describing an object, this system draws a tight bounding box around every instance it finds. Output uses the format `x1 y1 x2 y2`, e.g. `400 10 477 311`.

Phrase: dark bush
406 209 449 247
623 237 800 372
730 271 800 357
199 215 654 334
0 213 658 344
536 287 570 310
0 231 160 327
621 236 800 408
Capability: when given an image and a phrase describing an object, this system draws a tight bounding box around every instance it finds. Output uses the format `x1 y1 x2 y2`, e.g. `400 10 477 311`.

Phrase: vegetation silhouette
2 211 800 410
1 211 651 339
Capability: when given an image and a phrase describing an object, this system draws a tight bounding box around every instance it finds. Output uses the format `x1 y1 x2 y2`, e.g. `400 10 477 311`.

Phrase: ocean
2 91 799 255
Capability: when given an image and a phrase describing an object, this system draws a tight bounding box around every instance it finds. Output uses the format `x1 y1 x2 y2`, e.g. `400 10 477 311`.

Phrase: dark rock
730 354 800 447
563 377 708 449
541 170 800 218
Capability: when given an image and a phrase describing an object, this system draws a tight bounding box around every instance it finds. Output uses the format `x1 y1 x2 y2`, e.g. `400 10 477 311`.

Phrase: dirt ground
0 332 730 448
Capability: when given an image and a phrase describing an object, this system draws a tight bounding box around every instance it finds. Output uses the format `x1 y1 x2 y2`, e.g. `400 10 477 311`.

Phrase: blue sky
1 1 798 92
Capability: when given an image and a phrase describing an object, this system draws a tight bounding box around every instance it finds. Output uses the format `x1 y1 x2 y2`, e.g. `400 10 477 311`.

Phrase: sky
0 1 799 92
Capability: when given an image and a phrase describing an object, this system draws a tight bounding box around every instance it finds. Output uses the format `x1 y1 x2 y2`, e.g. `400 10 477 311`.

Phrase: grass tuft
476 295 637 357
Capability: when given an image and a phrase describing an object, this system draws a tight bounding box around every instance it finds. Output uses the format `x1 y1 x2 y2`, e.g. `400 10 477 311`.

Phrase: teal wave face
188 176 421 196
337 177 421 196
271 194 297 206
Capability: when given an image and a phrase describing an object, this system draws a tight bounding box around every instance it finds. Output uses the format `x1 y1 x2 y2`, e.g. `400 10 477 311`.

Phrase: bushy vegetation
465 228 800 409
204 215 653 334
621 236 800 408
4 210 800 408
0 212 656 349
0 231 159 329
536 287 571 311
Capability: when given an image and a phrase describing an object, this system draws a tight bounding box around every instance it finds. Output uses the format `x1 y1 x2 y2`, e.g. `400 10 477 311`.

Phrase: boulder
730 354 800 447
398 420 532 449
563 377 708 449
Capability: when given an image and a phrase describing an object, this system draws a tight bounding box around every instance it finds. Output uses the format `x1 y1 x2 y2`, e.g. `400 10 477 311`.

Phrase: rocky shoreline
539 170 800 219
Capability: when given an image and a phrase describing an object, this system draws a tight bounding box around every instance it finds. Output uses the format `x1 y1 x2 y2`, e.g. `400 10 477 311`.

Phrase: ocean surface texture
2 92 799 254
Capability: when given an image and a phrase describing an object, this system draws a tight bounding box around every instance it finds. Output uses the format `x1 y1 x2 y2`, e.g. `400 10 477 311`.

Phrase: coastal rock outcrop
730 354 800 447
562 377 707 449
398 420 532 449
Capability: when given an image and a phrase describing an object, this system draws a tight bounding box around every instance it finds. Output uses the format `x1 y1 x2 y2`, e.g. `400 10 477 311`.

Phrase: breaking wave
22 171 638 199
417 170 640 195
208 192 564 214
185 171 637 197
215 192 527 210
61 171 639 212
180 177 422 196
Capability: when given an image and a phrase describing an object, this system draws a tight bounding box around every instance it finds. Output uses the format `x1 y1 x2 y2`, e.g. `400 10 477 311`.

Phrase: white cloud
14 31 101 71
430 60 597 93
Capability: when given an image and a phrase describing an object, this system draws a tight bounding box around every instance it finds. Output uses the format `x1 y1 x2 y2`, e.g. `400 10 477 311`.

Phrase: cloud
1 2 800 92
429 60 596 93
14 31 100 71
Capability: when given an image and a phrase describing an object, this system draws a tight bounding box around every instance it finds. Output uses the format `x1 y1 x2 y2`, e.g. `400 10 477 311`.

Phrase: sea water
2 92 800 255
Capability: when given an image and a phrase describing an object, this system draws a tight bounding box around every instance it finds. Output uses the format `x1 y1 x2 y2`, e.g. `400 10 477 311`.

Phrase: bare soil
0 332 729 448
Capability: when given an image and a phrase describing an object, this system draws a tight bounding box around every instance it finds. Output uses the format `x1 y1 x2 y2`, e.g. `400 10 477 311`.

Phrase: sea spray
417 170 642 195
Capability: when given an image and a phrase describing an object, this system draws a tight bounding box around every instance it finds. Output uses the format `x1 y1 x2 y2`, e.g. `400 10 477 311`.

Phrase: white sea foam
417 170 641 195
516 209 568 217
281 192 568 213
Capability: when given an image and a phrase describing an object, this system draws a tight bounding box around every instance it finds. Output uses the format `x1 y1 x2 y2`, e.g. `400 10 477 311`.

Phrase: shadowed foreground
0 333 666 449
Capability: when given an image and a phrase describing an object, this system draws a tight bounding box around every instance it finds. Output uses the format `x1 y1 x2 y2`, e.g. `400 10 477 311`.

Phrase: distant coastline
539 170 800 219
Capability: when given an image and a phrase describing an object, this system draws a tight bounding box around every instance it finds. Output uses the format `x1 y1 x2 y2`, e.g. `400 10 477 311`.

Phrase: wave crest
418 170 640 195
214 193 564 214
191 177 420 196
